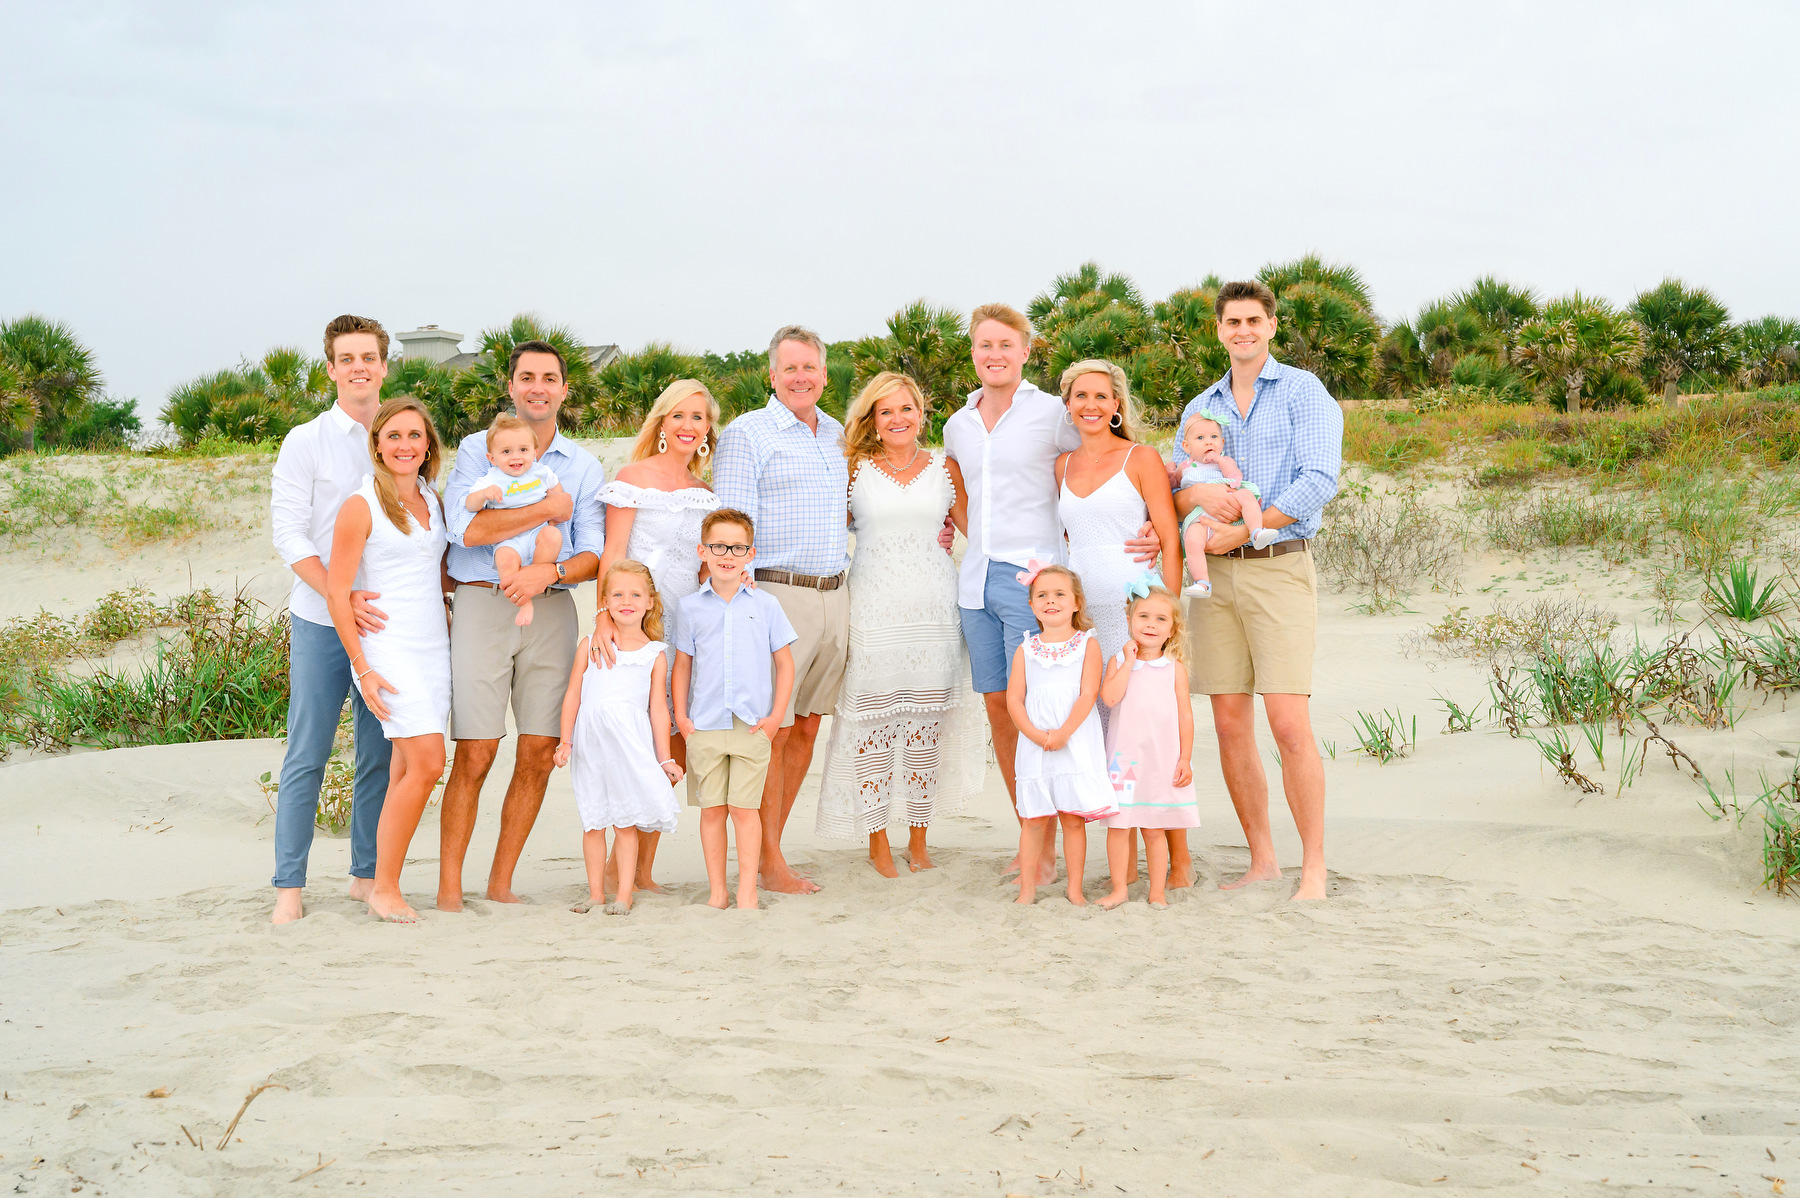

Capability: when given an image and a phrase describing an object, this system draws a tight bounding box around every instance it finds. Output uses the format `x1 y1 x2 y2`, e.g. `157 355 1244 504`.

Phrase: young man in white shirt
267 314 394 924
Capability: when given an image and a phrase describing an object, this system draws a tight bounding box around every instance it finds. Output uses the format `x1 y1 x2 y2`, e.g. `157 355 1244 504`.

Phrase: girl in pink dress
1097 582 1197 909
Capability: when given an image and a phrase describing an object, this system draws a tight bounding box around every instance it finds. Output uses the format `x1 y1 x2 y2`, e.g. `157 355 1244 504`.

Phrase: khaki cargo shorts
685 717 773 809
449 585 577 740
1186 548 1317 696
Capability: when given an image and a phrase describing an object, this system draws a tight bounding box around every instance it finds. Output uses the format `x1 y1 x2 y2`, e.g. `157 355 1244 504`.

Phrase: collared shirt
712 397 849 576
942 380 1081 609
443 428 606 586
673 580 798 731
1171 355 1343 544
270 403 373 627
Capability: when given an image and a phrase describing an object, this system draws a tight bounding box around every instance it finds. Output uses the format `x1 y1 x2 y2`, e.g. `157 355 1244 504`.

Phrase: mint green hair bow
1123 571 1159 602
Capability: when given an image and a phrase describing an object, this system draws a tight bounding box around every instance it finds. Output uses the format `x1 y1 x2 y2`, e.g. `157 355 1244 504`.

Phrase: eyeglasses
702 542 752 557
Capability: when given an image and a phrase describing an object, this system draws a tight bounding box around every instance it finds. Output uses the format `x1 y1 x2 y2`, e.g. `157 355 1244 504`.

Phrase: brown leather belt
1222 538 1309 560
754 568 846 591
455 580 569 592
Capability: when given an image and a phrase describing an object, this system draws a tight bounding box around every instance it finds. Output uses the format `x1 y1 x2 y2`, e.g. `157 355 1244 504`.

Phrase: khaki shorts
1186 549 1317 696
759 579 849 726
449 585 577 740
686 717 772 809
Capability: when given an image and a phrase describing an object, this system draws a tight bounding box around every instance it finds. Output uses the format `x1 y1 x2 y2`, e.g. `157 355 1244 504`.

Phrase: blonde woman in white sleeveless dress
817 372 986 876
592 379 720 895
325 398 452 924
1054 359 1186 887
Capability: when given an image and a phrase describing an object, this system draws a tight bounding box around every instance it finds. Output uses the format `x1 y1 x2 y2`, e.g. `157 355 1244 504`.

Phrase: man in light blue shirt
712 325 848 896
1172 281 1342 902
435 339 606 912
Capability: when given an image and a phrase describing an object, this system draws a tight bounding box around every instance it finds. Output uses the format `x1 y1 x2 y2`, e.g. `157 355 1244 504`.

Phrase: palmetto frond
1630 278 1734 395
590 343 709 432
1731 316 1800 388
0 314 106 446
1273 281 1379 399
1516 294 1644 412
1258 255 1375 313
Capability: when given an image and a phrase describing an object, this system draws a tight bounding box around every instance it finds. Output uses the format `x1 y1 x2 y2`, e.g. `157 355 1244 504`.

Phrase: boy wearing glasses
672 508 797 909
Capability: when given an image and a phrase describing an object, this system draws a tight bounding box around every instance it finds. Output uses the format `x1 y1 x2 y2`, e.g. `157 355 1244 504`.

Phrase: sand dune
4 448 1799 1195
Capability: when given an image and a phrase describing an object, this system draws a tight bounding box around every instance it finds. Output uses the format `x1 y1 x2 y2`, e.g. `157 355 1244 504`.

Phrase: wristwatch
555 560 568 582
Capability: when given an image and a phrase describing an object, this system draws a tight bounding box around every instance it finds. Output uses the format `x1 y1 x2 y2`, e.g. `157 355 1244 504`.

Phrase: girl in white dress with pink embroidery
1006 563 1117 906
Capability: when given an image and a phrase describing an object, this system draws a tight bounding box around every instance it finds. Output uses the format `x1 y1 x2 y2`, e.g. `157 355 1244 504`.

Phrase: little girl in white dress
554 561 684 915
1005 563 1117 906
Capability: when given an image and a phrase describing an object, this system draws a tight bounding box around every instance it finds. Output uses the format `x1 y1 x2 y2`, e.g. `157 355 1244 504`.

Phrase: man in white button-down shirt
944 305 1160 885
267 315 395 924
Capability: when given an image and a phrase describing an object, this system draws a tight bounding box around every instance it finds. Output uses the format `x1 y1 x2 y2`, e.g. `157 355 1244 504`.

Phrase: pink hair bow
1015 558 1050 587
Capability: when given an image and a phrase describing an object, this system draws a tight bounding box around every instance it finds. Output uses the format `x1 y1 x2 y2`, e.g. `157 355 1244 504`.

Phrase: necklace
880 445 922 474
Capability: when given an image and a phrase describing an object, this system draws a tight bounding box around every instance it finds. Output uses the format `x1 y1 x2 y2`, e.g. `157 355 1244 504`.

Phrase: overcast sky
4 1 1797 415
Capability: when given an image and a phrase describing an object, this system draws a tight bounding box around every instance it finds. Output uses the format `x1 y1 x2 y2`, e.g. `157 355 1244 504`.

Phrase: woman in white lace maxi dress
594 379 720 892
817 372 986 876
1055 360 1183 665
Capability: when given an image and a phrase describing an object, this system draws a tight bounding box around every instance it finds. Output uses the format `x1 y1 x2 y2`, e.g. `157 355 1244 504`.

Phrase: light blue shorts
496 522 556 567
959 558 1039 694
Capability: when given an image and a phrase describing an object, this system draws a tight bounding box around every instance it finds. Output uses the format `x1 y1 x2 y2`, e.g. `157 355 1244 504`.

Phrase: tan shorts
1186 549 1317 696
759 579 849 726
685 717 772 809
449 585 577 740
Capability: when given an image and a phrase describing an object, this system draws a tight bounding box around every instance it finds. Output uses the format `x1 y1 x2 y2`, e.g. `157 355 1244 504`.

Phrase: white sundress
570 641 680 834
352 478 450 740
1012 629 1117 822
1058 444 1153 665
815 454 986 839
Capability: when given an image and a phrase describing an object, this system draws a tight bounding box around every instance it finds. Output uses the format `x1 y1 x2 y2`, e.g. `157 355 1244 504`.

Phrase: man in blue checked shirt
436 340 607 912
1171 280 1342 902
713 325 849 896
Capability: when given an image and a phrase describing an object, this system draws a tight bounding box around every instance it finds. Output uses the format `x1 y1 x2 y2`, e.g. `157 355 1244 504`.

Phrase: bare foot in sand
271 888 303 924
348 877 374 902
485 885 525 904
1097 888 1129 910
759 866 820 895
635 879 669 895
570 898 597 914
706 892 730 909
1148 897 1169 909
604 900 632 916
868 832 899 879
906 829 934 872
1219 863 1282 891
1292 868 1328 901
436 890 465 913
1066 886 1089 907
1167 863 1195 890
367 889 418 923
1014 886 1036 905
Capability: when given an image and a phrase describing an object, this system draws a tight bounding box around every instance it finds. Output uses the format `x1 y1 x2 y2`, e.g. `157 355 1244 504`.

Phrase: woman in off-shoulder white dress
817 373 986 876
592 379 720 893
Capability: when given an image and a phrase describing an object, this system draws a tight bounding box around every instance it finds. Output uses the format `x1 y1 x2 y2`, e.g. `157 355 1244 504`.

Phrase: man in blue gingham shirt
1171 280 1341 904
711 325 849 897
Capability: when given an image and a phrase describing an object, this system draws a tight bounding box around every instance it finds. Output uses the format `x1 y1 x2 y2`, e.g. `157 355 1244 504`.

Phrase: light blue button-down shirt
1171 356 1343 543
443 428 606 586
673 580 798 731
712 398 849 576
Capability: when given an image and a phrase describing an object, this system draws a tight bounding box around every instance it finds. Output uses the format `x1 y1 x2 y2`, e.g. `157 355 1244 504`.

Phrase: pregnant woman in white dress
817 372 986 876
325 398 451 924
1055 359 1182 664
593 378 719 893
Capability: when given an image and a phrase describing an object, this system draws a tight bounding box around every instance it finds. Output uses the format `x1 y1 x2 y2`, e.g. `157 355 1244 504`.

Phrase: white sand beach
4 447 1798 1196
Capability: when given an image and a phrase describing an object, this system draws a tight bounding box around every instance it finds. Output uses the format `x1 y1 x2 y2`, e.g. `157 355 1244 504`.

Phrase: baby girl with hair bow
1177 409 1277 598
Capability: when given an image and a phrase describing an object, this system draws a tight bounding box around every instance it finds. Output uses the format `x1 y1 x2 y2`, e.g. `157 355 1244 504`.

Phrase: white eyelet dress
1012 630 1117 821
816 455 986 838
351 478 450 740
570 640 680 834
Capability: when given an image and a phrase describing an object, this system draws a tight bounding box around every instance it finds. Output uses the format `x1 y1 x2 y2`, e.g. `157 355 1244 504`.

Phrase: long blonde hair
368 396 444 534
1126 587 1187 665
599 559 665 642
1028 564 1095 633
1059 358 1143 444
629 379 719 476
842 371 930 480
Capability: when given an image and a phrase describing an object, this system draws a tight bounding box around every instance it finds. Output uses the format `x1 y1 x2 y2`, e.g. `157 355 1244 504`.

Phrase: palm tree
1732 316 1800 389
158 347 332 447
1450 277 1539 366
848 302 975 437
1515 294 1645 418
0 315 105 451
1631 279 1733 407
449 315 599 433
383 357 462 441
1258 255 1376 313
0 358 27 438
588 343 709 432
1270 281 1380 399
1154 281 1232 388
